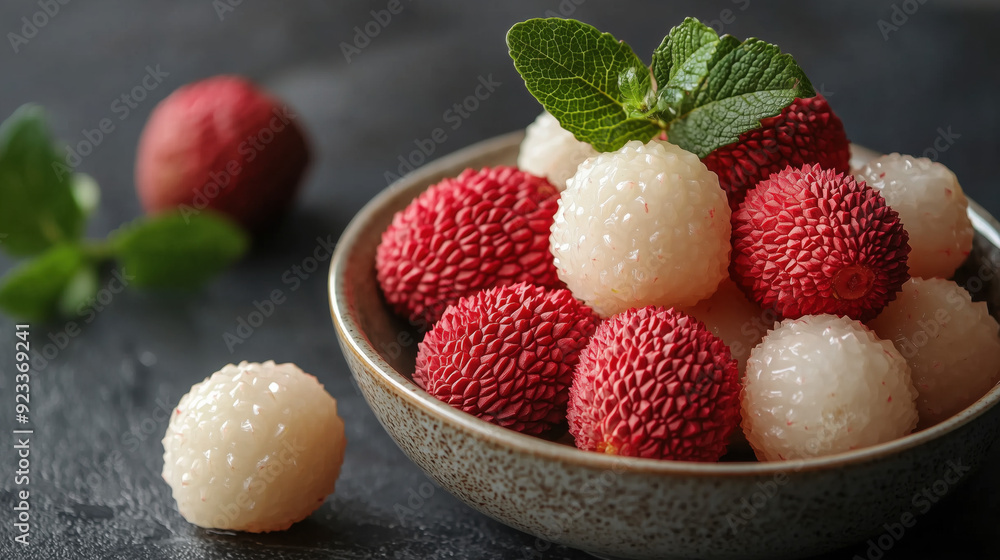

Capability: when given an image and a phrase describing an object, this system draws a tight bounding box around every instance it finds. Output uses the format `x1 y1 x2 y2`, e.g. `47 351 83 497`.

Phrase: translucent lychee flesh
550 139 731 317
682 278 770 375
162 361 346 532
742 315 918 461
855 153 973 280
868 278 1000 428
517 112 598 190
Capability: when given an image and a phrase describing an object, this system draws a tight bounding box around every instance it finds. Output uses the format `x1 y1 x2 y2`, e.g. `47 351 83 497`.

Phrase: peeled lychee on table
376 166 564 329
741 315 918 461
136 75 311 231
161 361 346 532
550 139 732 318
414 282 598 434
868 278 1000 428
568 306 741 461
731 164 911 322
854 153 974 280
702 95 851 210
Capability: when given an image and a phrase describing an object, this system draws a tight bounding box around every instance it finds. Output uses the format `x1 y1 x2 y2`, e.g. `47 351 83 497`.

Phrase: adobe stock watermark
393 477 438 527
725 434 824 534
878 0 929 41
921 126 959 162
178 104 300 223
702 0 751 35
383 74 502 185
340 0 412 64
520 457 629 558
52 65 171 181
542 0 586 18
8 0 72 54
222 234 337 352
892 256 994 358
853 459 970 560
212 0 245 22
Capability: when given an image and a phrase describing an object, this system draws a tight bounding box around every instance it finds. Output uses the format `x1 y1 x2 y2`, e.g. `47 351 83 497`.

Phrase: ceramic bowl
328 131 1000 560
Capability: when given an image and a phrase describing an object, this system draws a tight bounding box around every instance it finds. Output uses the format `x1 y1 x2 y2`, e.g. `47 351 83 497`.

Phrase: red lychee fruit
703 95 850 210
731 164 910 322
376 166 564 329
136 75 311 231
414 282 598 435
567 306 741 462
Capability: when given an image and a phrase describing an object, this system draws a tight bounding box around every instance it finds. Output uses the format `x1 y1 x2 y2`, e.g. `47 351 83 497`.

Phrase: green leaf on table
507 18 660 152
0 244 85 320
0 105 86 256
665 38 815 157
110 211 249 289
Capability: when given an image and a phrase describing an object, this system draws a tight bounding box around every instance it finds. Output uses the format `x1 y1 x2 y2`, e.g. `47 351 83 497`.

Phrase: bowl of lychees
329 16 1000 560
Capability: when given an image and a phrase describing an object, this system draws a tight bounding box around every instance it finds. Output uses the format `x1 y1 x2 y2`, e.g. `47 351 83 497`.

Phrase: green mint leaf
0 105 86 256
651 17 721 90
666 38 815 157
0 244 85 320
110 210 249 289
507 18 660 151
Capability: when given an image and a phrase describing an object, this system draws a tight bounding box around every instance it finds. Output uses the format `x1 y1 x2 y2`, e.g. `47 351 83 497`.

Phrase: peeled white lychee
868 278 1000 428
682 279 771 375
161 361 346 532
854 153 973 279
742 315 918 461
550 139 731 317
517 112 598 190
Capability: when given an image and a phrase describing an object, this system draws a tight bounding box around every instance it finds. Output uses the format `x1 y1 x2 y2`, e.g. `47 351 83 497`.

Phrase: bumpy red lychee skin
136 75 311 231
703 95 850 210
414 282 598 435
567 306 740 462
377 166 564 329
731 164 910 323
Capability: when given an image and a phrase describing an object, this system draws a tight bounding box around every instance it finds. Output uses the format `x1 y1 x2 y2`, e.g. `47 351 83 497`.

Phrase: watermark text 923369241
12 324 33 546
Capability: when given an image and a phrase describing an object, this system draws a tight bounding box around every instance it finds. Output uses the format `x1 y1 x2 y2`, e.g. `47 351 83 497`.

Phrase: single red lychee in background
415 282 598 435
376 166 564 329
731 164 910 322
567 306 741 462
703 95 850 210
136 75 311 231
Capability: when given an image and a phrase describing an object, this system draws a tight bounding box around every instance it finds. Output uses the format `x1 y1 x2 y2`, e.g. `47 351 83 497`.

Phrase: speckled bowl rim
329 130 1000 477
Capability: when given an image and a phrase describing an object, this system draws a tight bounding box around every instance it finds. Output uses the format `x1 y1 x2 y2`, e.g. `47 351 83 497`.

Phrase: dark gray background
1 1 999 559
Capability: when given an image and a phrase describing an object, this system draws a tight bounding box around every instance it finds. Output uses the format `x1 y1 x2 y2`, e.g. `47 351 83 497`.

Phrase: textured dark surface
0 1 999 559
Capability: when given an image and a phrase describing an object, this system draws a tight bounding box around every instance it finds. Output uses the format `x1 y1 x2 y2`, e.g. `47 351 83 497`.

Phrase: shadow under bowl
329 131 1000 560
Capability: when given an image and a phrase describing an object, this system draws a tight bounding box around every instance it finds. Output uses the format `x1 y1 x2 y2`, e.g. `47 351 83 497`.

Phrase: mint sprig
0 106 250 321
507 17 815 157
506 17 660 152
